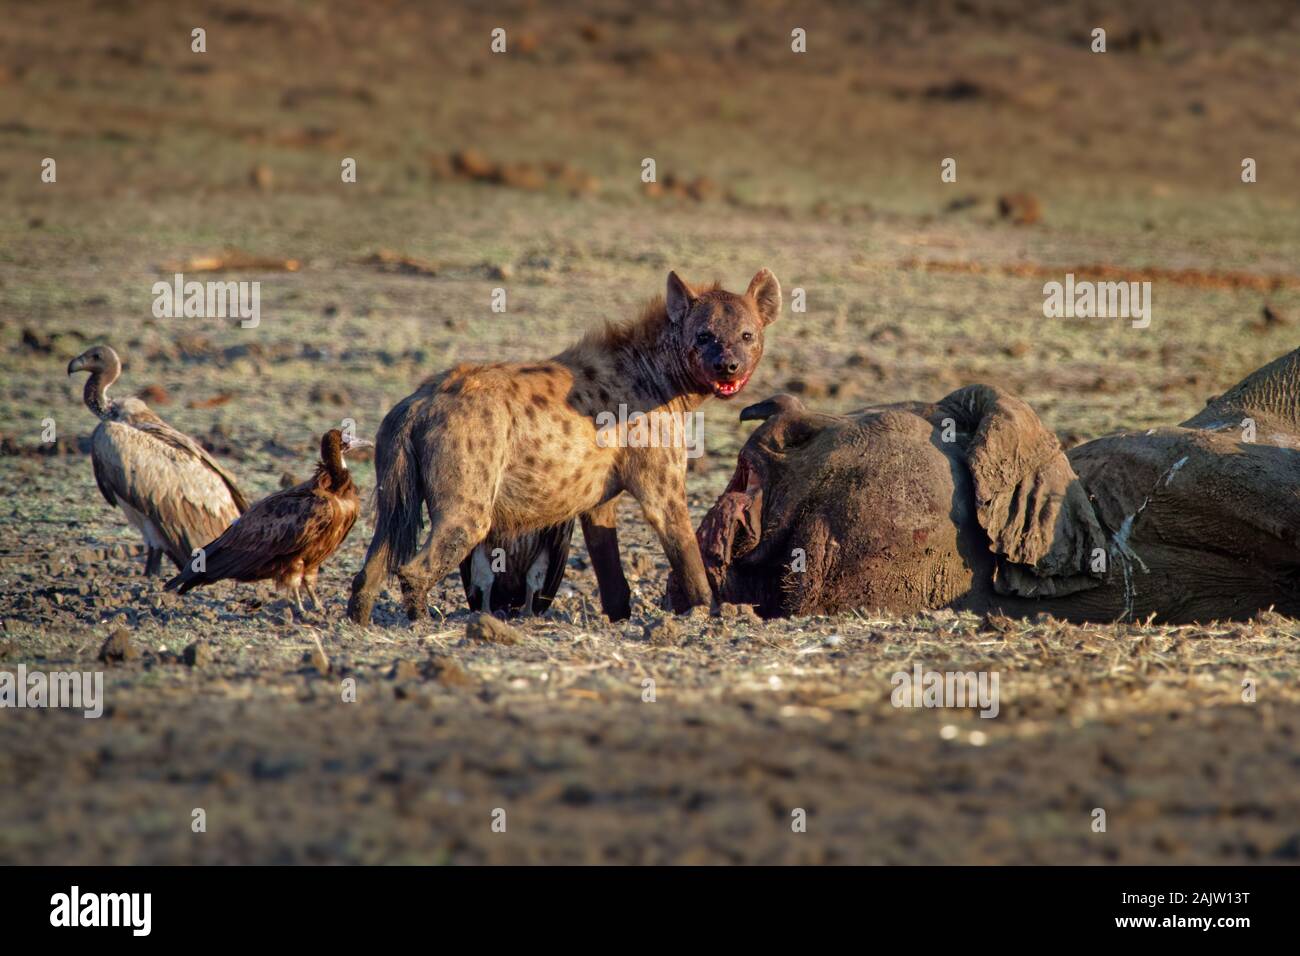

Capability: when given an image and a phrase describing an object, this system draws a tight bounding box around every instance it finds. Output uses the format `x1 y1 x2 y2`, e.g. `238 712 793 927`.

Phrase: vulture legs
469 546 494 614
523 551 549 617
144 547 164 577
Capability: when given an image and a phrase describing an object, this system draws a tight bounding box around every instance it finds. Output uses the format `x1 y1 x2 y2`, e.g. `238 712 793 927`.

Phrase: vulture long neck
319 441 353 494
83 360 120 419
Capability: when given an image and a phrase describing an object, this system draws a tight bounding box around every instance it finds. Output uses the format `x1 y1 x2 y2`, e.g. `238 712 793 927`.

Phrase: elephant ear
939 385 1106 597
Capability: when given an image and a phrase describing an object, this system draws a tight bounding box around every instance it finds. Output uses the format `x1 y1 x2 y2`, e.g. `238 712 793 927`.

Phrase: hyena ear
666 271 696 324
747 268 781 326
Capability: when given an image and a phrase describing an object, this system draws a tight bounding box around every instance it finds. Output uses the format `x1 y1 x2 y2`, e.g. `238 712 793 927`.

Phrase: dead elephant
684 347 1300 623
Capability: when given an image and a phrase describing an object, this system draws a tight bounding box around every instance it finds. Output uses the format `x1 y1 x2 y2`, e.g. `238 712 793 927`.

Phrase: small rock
136 383 170 405
388 658 419 682
466 612 521 645
451 149 496 180
643 617 680 646
1269 833 1300 860
686 176 720 202
182 641 211 668
249 163 273 191
498 162 545 191
426 656 475 688
719 602 761 623
308 384 351 406
627 552 656 577
98 627 139 664
785 375 832 399
997 192 1041 225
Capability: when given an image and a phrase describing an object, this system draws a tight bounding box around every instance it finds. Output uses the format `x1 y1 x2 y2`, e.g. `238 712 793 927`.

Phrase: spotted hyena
346 268 782 624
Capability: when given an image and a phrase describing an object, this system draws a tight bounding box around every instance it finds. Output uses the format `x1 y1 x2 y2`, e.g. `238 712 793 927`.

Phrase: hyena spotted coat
347 269 781 624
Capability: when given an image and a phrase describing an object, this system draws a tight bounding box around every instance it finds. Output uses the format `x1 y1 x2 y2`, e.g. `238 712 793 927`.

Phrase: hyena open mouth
711 371 752 398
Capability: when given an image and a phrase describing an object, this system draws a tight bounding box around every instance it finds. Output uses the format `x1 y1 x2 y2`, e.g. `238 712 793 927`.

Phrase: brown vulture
165 428 371 612
68 345 249 576
459 520 575 616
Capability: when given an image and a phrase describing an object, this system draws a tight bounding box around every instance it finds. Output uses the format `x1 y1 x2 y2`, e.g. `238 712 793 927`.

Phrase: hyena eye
742 331 754 343
695 331 712 345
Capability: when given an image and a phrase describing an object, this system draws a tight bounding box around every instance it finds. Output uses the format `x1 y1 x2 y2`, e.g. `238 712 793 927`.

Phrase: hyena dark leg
347 536 392 624
630 474 713 612
580 497 632 621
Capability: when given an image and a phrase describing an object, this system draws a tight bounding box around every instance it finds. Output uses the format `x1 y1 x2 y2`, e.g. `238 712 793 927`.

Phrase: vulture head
68 345 124 416
321 429 374 474
68 345 122 381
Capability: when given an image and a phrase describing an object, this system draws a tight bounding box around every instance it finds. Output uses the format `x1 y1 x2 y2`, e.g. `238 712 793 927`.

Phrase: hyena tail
371 414 425 575
349 397 430 623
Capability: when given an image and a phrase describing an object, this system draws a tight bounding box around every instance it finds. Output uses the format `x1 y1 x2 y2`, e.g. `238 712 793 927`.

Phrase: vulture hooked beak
342 435 374 454
67 355 86 375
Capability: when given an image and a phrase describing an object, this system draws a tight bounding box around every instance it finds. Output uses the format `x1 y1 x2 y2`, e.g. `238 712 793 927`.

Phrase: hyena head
667 268 781 399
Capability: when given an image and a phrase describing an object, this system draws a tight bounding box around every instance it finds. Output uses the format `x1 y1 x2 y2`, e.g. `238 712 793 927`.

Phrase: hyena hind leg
396 508 492 621
347 536 393 624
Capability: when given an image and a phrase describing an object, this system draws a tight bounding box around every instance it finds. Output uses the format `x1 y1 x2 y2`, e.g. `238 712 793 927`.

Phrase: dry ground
1 0 1298 864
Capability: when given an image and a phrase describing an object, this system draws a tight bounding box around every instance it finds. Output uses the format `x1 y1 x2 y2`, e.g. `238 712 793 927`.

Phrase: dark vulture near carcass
165 428 372 612
68 345 249 576
459 520 574 616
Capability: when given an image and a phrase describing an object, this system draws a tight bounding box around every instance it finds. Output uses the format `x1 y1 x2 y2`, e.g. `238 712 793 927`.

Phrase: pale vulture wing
91 417 245 565
123 404 250 512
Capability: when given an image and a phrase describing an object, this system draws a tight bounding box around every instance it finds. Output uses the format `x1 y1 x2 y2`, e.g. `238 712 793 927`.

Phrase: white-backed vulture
165 429 371 612
68 345 249 575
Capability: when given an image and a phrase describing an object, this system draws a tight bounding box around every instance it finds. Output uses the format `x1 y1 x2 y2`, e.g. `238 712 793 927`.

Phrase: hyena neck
564 296 709 413
617 333 707 413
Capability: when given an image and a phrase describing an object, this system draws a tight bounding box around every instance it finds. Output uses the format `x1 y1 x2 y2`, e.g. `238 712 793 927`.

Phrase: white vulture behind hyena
68 345 249 575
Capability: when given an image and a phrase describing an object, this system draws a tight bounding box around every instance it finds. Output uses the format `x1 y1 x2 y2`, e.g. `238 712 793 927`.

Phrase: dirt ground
1 0 1299 864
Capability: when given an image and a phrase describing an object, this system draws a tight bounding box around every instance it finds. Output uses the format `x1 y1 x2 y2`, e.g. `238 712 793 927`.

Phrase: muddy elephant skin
692 348 1300 624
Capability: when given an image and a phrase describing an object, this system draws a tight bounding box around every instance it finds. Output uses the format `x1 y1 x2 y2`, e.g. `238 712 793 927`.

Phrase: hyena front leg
580 497 632 621
628 470 712 613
